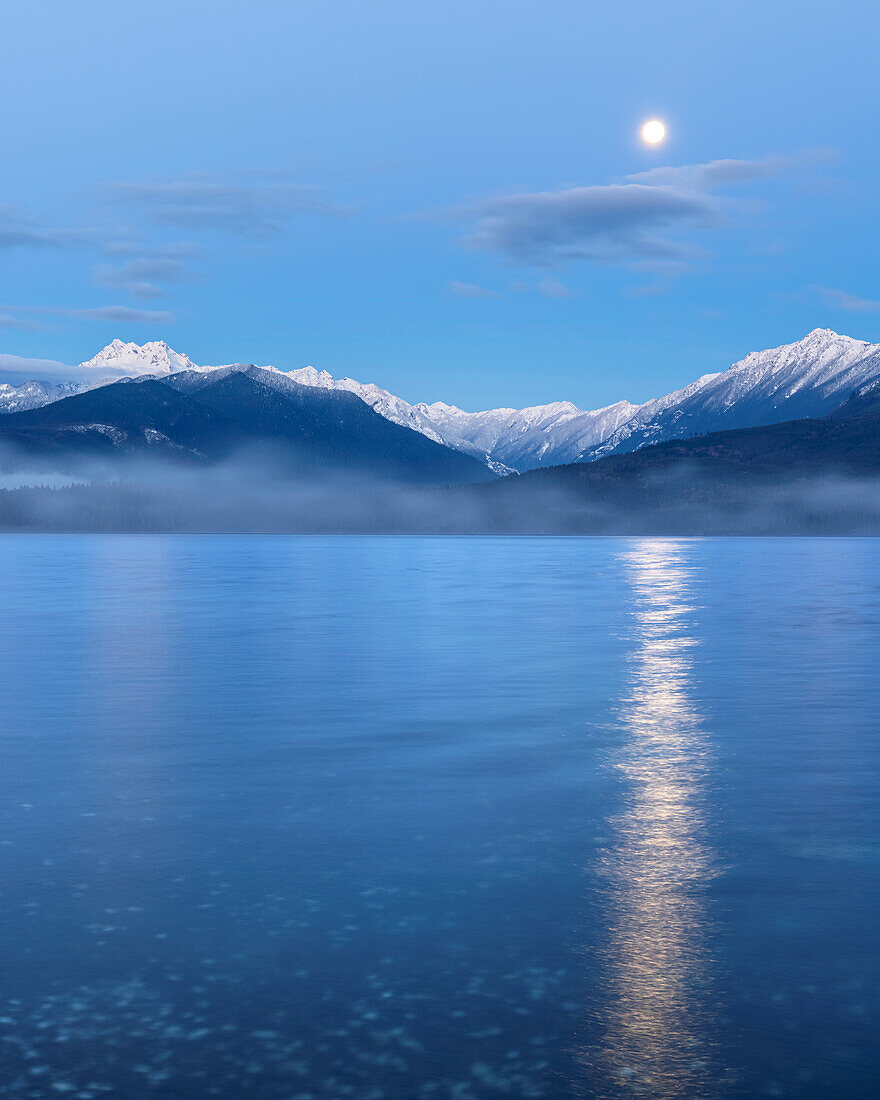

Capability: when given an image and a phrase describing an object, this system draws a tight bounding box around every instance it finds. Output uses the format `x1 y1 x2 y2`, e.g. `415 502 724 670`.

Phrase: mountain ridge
2 329 880 472
0 371 495 485
579 329 880 462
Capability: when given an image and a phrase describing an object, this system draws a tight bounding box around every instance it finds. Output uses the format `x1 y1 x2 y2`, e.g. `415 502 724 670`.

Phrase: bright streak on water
0 535 878 1099
589 540 719 1096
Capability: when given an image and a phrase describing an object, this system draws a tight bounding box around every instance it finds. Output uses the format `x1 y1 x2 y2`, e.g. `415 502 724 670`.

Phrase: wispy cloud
2 304 175 325
107 177 352 238
537 276 572 298
461 184 716 266
625 151 829 191
68 305 175 323
812 285 880 313
0 312 46 331
94 244 201 300
0 354 74 380
449 280 501 299
0 205 84 250
454 152 825 269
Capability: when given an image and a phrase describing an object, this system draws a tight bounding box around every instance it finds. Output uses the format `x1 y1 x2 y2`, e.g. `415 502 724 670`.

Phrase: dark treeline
4 397 880 535
3 467 880 535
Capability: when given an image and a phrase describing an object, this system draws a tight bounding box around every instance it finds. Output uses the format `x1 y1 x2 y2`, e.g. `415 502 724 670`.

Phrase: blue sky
1 0 878 410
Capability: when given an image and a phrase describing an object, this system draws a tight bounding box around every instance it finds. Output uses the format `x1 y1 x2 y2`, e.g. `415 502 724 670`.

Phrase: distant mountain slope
0 379 63 414
188 372 495 482
579 329 880 461
3 330 880 473
161 364 638 471
0 379 89 414
0 340 209 415
270 367 643 471
463 400 880 534
255 329 880 470
0 380 233 463
0 372 494 484
404 398 640 471
830 377 880 420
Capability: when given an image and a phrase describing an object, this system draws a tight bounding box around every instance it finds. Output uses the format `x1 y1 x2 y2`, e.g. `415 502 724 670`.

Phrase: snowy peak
793 327 868 350
583 329 880 461
708 328 878 401
79 340 199 376
732 329 869 374
3 328 880 472
0 379 53 414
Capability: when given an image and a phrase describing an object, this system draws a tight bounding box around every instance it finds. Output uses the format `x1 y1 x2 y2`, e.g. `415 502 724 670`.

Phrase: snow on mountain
283 367 456 450
581 329 880 461
79 339 199 376
0 341 203 415
3 330 880 472
0 379 89 414
409 398 641 471
270 330 880 470
267 372 639 471
0 380 56 414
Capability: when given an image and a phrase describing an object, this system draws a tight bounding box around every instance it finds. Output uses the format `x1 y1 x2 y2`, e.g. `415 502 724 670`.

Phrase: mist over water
3 458 880 533
0 535 878 1098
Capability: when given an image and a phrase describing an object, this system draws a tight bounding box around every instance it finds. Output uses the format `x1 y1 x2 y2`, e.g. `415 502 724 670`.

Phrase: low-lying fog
1 450 880 535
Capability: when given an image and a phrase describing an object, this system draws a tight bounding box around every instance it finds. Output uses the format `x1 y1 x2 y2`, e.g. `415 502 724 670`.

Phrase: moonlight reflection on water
590 540 722 1097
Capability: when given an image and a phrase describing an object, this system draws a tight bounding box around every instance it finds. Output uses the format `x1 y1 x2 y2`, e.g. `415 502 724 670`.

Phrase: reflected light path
589 539 723 1098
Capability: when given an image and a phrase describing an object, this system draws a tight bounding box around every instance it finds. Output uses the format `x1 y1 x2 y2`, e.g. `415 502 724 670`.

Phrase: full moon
641 119 666 144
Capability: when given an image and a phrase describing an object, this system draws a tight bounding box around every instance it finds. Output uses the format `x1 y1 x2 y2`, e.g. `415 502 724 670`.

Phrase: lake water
0 535 878 1099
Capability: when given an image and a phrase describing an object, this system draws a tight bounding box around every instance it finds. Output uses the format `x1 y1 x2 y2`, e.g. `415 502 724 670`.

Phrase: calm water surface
0 535 878 1098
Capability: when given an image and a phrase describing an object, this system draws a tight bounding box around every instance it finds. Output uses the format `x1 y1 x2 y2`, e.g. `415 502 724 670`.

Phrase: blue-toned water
0 536 878 1099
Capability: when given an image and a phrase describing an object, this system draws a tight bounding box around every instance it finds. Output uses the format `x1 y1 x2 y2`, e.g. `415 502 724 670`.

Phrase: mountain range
2 329 880 533
458 385 880 535
2 329 880 475
0 371 493 485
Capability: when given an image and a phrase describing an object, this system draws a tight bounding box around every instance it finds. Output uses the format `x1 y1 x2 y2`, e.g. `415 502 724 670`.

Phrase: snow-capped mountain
2 329 880 472
0 373 493 486
0 379 90 414
79 339 199 377
248 370 640 471
581 329 880 461
0 341 203 415
407 399 640 471
0 380 57 414
278 373 640 472
264 329 880 470
283 367 459 451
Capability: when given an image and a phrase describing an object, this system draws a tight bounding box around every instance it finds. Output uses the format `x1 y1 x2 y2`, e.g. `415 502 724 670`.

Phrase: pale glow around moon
641 119 666 144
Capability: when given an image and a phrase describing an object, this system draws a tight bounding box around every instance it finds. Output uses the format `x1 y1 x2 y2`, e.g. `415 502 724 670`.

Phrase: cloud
625 153 811 191
456 152 824 269
93 278 165 301
537 276 572 298
449 280 501 299
462 184 717 266
101 239 200 260
107 178 352 238
1 304 175 325
0 354 79 384
812 285 880 313
0 205 83 250
0 313 46 331
69 306 175 323
94 246 201 300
